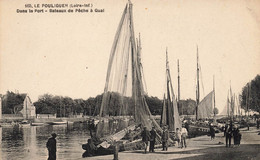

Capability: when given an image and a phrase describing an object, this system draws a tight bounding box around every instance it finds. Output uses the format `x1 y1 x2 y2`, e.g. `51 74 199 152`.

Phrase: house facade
20 95 36 119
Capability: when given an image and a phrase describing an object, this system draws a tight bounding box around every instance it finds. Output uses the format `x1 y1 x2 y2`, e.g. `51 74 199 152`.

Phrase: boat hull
46 121 67 125
31 123 45 126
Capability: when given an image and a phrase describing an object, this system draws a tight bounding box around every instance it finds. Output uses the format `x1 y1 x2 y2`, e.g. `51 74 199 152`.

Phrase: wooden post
113 143 119 160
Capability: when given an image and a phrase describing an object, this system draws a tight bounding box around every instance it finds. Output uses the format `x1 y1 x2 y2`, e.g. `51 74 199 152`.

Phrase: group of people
224 122 242 147
141 126 156 153
175 125 188 148
141 124 189 153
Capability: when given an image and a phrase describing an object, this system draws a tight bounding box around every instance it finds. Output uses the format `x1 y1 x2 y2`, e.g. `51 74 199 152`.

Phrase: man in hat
46 133 57 160
149 126 156 152
141 126 150 153
225 124 232 147
161 125 169 151
209 123 215 140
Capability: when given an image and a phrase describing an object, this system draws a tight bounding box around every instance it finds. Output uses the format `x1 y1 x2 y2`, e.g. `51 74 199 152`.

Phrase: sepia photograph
0 0 260 159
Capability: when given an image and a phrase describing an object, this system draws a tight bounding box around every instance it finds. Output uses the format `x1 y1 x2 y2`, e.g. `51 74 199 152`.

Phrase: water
0 119 133 160
0 123 91 160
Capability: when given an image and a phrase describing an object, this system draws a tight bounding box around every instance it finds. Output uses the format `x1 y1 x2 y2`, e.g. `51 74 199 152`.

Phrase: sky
1 0 260 113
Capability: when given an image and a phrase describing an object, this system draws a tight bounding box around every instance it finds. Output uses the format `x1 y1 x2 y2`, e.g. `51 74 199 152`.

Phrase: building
20 94 36 119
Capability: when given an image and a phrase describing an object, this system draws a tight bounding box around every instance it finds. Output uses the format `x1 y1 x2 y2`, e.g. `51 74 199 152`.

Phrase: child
176 128 182 147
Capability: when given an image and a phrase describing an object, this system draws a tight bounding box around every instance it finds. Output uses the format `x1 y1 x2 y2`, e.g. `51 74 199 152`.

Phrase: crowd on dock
42 116 260 159
140 124 189 154
223 121 242 147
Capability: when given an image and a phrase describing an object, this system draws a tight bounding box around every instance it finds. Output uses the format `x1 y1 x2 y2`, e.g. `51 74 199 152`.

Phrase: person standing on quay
224 122 228 137
149 126 156 152
46 133 57 160
181 125 188 148
209 123 215 140
225 124 232 147
161 126 169 151
141 126 150 154
176 128 182 147
256 118 260 129
233 126 242 147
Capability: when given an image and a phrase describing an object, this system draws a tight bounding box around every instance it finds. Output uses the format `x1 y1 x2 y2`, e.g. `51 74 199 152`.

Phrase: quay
78 127 260 160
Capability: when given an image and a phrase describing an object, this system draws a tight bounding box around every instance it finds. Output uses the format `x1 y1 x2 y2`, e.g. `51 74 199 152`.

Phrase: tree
74 99 85 114
178 99 196 115
240 75 260 113
34 94 56 115
145 96 163 115
2 91 26 114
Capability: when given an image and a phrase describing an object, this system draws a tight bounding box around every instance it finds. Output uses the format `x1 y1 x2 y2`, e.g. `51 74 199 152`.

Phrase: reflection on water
1 119 135 160
1 123 91 160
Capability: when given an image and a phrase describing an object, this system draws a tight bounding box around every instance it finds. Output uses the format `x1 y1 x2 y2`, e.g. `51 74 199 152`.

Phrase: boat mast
196 46 200 120
227 90 230 118
213 75 216 117
129 0 138 120
246 83 250 117
177 60 180 100
177 59 181 115
230 82 233 120
25 96 28 120
166 48 170 125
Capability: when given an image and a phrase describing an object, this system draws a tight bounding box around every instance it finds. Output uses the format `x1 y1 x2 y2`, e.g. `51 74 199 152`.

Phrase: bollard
113 143 119 160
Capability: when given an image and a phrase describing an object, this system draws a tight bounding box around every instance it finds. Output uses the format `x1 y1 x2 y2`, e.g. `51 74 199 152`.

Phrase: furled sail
160 51 181 132
160 94 167 126
197 90 214 119
97 1 162 138
220 90 231 116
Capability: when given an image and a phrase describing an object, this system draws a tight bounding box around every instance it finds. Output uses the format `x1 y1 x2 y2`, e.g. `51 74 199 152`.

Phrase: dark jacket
150 129 156 141
141 129 150 142
225 126 233 137
82 140 98 157
46 137 56 152
162 129 169 142
210 126 215 136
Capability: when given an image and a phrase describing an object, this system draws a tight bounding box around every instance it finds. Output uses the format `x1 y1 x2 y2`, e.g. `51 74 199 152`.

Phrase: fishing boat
52 121 67 125
19 120 31 127
220 84 242 120
46 120 67 125
31 122 45 126
82 1 163 157
160 49 182 134
187 46 217 137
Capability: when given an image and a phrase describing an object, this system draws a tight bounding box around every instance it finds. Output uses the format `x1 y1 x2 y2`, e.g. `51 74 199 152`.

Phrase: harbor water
0 119 132 160
0 123 90 160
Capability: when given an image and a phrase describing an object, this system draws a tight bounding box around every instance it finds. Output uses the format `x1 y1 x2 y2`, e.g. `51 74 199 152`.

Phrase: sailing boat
83 1 163 156
195 46 215 120
188 46 216 136
160 49 182 132
220 83 238 120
